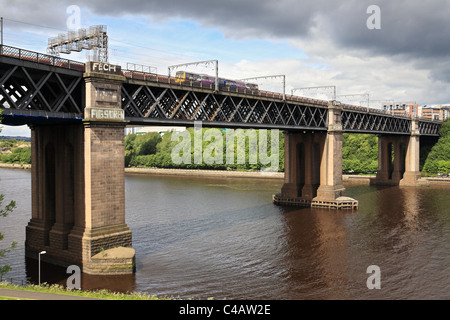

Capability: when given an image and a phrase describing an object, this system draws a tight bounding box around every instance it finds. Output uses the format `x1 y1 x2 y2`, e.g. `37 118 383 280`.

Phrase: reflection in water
279 207 352 299
314 209 349 298
401 187 421 229
0 168 449 299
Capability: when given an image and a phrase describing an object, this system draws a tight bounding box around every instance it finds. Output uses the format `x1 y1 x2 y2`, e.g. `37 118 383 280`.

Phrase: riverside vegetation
421 118 450 175
0 118 449 175
0 139 31 165
124 119 450 175
125 128 284 171
0 281 167 300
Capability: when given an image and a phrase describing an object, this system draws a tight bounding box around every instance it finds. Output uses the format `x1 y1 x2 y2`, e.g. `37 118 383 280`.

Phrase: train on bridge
174 71 260 92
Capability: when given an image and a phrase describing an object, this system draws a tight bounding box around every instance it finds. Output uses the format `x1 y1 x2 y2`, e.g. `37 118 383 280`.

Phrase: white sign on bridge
85 107 125 121
86 61 121 75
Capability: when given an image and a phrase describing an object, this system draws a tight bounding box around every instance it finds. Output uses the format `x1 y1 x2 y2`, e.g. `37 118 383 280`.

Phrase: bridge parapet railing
342 104 389 115
0 44 85 72
341 103 425 120
342 103 447 123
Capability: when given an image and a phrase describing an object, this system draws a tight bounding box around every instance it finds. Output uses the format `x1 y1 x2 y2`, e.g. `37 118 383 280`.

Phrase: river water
1 167 449 300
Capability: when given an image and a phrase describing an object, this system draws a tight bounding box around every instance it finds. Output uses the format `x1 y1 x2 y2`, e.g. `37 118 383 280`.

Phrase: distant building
440 106 450 121
420 106 440 121
383 103 418 117
419 105 450 121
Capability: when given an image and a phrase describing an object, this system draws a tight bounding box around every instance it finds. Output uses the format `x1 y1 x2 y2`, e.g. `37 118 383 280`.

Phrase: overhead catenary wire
1 17 207 68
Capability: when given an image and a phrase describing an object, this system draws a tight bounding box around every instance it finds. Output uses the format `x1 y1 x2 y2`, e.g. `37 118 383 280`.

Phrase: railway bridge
0 45 442 275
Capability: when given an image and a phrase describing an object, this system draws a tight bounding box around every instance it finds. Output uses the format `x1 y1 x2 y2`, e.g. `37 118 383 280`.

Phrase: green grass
0 296 27 300
0 281 169 300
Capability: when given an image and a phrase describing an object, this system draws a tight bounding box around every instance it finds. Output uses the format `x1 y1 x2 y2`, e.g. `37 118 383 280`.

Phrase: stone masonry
25 62 135 275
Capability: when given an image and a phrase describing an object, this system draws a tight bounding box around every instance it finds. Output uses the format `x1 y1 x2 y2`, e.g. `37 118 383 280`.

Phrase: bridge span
0 45 443 275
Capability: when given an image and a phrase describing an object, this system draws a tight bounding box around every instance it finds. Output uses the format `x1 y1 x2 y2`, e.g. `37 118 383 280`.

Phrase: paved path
0 288 104 300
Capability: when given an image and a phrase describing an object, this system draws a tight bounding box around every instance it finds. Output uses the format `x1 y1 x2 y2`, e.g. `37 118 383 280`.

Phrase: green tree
124 133 136 151
0 147 31 164
342 133 378 174
124 132 162 166
438 118 450 137
134 132 162 156
124 128 285 172
422 118 450 174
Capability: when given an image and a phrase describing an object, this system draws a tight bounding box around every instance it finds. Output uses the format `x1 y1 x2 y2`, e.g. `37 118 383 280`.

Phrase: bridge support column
400 119 424 186
314 129 345 201
301 134 322 201
375 135 391 184
275 132 322 205
77 62 134 275
26 124 85 268
274 101 358 209
279 132 305 200
375 135 406 184
72 119 134 275
375 134 413 185
311 101 357 209
26 62 135 275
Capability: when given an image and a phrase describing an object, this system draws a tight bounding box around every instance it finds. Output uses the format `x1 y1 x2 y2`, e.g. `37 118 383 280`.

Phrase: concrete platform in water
272 194 358 210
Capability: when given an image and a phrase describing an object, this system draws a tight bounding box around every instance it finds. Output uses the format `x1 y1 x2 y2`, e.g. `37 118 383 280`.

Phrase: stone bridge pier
273 101 358 209
375 118 425 186
25 62 135 275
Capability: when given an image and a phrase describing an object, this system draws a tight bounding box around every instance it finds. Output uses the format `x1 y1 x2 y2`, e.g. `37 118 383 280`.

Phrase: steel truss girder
418 120 441 136
0 64 83 114
1 58 442 135
121 84 328 130
341 111 411 134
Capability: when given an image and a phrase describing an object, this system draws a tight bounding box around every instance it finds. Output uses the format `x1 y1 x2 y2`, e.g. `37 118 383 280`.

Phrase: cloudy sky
1 0 449 136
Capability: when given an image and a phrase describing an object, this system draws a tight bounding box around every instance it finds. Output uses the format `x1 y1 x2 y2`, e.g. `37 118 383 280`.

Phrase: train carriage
175 71 259 92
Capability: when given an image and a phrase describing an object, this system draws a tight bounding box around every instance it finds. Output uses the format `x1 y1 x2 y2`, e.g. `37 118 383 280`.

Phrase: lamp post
38 251 46 286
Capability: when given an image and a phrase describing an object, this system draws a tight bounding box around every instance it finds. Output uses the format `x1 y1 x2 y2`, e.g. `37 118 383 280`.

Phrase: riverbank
126 168 450 186
0 163 284 179
0 163 31 170
125 167 284 179
342 174 450 186
1 163 449 186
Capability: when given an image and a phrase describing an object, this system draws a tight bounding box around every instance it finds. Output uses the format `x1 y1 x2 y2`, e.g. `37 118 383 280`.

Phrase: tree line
125 120 450 175
125 128 285 172
0 119 449 175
